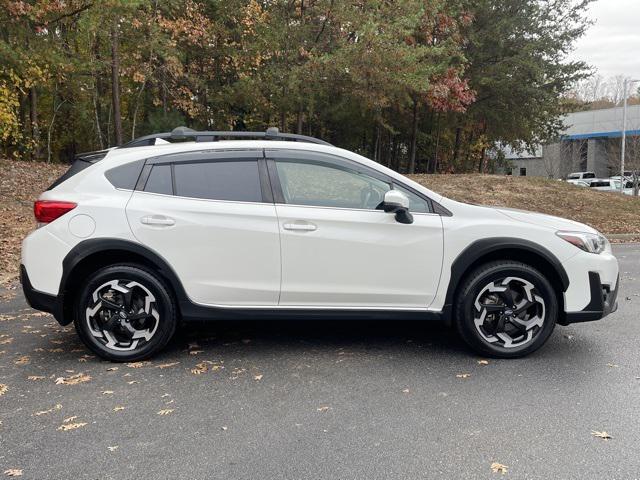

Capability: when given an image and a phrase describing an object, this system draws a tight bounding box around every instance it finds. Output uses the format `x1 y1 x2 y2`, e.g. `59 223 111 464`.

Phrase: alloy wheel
85 279 160 352
473 276 546 349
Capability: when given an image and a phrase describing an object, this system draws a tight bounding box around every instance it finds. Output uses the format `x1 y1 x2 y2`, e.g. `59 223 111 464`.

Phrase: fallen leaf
55 373 91 385
27 375 45 381
591 430 612 440
57 422 87 431
253 374 263 381
317 406 330 412
102 390 114 395
14 356 30 365
191 362 209 375
106 367 119 372
402 388 410 394
127 380 138 385
491 462 508 474
157 362 180 369
34 404 62 416
606 363 619 368
221 426 228 431
157 409 174 416
189 350 204 356
113 406 125 412
0 384 7 396
107 446 119 452
0 337 13 345
477 360 489 365
456 373 471 379
63 416 78 423
126 361 149 369
3 469 23 477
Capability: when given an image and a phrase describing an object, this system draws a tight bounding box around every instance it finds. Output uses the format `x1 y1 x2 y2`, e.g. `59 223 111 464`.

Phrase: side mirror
382 190 413 224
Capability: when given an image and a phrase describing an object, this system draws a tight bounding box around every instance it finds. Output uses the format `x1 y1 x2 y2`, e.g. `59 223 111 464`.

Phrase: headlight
556 231 608 254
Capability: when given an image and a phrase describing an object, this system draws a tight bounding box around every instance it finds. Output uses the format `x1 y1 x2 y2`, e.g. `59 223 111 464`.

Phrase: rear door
266 149 444 309
126 149 281 307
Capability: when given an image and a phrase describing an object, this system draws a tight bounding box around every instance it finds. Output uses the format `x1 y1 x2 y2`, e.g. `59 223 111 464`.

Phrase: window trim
265 149 437 214
135 149 271 204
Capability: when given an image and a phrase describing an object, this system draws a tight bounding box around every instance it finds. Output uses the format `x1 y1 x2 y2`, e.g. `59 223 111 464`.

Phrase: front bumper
562 271 619 324
20 265 65 324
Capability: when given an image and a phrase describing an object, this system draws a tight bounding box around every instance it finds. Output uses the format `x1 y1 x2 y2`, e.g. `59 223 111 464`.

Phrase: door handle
140 215 175 226
283 222 317 231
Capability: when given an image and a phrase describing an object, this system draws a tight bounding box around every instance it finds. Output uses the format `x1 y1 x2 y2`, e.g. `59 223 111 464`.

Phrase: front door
267 149 444 309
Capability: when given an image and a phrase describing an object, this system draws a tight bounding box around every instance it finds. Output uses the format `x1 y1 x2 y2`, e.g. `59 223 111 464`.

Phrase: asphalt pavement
1 244 639 479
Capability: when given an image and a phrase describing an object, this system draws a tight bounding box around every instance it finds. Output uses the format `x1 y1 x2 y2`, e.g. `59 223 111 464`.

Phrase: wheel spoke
122 287 134 310
480 303 504 313
497 287 516 308
506 317 528 335
98 295 122 311
514 300 535 315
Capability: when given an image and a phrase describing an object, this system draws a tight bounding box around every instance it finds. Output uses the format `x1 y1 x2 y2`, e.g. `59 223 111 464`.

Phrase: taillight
34 200 77 224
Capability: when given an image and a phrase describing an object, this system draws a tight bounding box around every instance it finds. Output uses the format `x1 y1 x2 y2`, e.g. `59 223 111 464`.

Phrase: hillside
1 159 639 283
411 174 640 237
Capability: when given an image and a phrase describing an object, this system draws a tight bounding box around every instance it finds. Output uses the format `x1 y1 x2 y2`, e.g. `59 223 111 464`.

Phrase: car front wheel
74 264 177 362
454 261 558 358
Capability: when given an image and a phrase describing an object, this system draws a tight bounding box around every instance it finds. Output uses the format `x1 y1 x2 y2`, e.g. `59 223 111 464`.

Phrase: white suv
21 128 619 361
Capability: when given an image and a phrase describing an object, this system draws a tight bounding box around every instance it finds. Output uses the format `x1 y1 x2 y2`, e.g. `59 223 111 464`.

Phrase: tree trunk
478 147 486 173
30 87 40 159
94 35 105 149
408 98 418 174
111 20 123 146
296 106 303 134
432 112 441 173
452 126 462 169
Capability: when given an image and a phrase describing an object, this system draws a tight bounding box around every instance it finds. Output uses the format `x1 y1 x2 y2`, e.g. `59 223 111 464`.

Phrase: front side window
275 160 391 210
173 160 262 202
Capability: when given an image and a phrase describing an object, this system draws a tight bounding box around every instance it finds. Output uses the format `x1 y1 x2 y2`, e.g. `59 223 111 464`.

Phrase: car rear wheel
74 264 177 361
454 261 558 358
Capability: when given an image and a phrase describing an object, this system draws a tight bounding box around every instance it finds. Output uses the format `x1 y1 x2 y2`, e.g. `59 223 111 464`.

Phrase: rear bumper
562 271 619 324
20 265 65 325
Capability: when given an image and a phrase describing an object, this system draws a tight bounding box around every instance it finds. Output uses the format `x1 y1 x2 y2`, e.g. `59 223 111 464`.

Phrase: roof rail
119 126 332 148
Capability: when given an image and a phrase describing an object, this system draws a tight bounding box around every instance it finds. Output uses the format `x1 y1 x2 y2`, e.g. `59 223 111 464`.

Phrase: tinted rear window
105 159 145 190
583 172 596 179
47 160 93 190
173 160 262 202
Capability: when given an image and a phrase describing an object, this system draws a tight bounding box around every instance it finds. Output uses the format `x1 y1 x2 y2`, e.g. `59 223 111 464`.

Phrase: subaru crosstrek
21 127 619 361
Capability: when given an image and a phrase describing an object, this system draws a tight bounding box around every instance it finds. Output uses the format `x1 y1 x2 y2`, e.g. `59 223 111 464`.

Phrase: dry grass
0 159 67 283
0 160 639 283
410 174 640 236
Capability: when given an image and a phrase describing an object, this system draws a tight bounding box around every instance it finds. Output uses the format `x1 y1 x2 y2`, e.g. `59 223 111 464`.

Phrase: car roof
98 140 444 203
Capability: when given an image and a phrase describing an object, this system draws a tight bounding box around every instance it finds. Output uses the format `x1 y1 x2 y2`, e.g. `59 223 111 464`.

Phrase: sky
569 0 640 79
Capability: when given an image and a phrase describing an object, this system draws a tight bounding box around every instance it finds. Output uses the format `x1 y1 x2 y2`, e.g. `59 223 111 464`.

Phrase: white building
504 105 640 178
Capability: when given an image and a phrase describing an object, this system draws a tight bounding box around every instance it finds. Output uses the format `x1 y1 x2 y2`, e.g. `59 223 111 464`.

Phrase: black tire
74 264 177 362
454 261 558 358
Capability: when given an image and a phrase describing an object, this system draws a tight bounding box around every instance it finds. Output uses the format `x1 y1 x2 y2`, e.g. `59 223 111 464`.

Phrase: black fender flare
442 237 570 322
59 238 189 323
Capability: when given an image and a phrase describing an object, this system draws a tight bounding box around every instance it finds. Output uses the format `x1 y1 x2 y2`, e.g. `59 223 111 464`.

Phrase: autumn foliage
1 0 591 173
